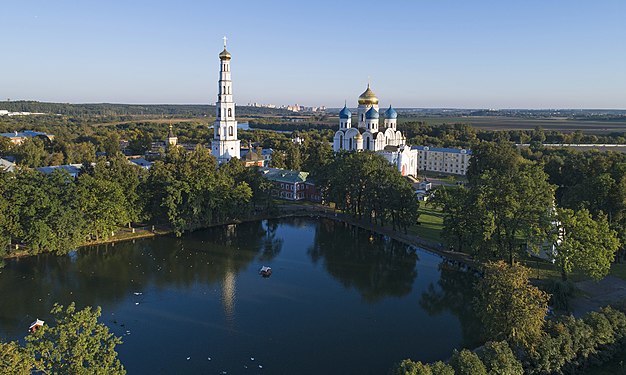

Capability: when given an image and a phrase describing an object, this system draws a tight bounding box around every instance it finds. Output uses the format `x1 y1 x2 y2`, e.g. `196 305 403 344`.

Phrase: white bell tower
211 36 241 163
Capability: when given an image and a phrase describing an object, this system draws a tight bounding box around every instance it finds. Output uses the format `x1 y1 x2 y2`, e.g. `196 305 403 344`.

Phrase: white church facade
333 85 418 176
211 37 241 163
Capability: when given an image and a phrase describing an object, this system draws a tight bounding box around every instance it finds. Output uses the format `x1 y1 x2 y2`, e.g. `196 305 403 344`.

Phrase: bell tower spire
211 36 240 163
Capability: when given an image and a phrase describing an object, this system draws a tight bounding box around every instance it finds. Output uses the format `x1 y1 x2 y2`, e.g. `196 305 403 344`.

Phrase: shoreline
2 203 479 270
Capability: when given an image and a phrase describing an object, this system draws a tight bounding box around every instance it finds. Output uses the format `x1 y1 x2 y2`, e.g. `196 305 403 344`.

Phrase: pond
0 217 481 374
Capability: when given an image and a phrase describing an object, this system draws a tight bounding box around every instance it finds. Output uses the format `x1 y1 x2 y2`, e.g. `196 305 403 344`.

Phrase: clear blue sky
2 0 626 108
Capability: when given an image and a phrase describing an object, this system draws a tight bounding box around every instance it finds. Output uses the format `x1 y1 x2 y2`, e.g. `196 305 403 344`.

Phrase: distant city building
412 146 472 175
259 167 321 202
0 130 55 145
211 37 241 163
332 85 418 176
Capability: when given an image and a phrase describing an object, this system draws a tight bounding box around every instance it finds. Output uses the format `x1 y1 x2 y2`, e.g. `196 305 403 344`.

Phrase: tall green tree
474 261 550 348
25 303 125 374
553 208 620 280
76 173 129 241
476 164 556 263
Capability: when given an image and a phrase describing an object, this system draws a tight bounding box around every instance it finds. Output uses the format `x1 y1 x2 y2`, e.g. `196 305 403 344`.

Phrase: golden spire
219 36 231 60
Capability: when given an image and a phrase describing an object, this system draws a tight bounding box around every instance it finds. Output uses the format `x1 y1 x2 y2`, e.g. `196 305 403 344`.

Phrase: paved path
571 276 626 316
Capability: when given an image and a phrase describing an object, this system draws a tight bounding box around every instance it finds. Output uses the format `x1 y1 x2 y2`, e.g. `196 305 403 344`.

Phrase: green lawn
409 202 444 242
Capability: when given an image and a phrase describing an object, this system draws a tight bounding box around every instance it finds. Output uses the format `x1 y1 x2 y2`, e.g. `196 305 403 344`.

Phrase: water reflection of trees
308 219 418 302
0 220 283 335
419 260 485 348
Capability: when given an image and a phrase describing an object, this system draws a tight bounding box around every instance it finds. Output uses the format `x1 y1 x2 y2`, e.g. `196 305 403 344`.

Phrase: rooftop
36 164 83 176
0 130 54 140
259 167 309 184
411 146 472 155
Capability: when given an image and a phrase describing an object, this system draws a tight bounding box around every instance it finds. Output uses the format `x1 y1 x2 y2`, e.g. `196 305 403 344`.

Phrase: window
228 108 232 117
228 126 233 136
339 135 343 149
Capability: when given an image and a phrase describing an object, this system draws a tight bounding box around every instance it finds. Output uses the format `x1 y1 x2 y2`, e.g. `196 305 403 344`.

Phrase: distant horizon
3 99 626 112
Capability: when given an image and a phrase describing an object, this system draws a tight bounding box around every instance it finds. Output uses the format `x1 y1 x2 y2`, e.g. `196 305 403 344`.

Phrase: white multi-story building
332 84 418 176
211 37 241 163
412 146 472 175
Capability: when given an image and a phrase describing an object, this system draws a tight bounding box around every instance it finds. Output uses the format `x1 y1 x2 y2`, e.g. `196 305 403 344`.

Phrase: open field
399 116 626 134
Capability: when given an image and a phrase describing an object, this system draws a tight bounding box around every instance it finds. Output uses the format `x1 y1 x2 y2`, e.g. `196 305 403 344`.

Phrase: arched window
228 108 232 117
361 114 364 122
365 137 369 150
228 126 233 136
339 134 343 149
349 138 353 150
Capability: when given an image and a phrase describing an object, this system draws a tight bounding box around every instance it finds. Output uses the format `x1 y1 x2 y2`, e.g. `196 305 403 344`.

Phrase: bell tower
211 36 241 163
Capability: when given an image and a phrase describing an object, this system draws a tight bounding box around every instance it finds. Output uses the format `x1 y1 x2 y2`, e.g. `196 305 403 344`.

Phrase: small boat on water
259 266 272 277
29 319 44 333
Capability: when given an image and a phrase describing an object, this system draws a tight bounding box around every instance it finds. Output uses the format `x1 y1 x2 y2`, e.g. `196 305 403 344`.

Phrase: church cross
223 36 227 48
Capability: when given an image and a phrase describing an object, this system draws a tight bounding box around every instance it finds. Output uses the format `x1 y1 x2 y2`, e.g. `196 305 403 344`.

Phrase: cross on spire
223 36 227 48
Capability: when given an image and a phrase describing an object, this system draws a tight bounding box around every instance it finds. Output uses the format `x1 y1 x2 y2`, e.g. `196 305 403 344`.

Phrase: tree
432 187 482 254
553 208 620 281
476 164 556 264
25 303 125 374
474 261 549 348
477 341 523 375
449 349 487 375
14 138 47 167
0 341 33 375
390 359 433 375
390 360 454 375
76 173 129 241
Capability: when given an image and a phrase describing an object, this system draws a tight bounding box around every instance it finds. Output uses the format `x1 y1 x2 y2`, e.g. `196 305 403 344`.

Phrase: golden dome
358 84 378 105
219 48 231 60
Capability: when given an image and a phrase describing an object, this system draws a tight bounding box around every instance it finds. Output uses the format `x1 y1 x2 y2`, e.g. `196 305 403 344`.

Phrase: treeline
0 149 273 257
317 151 420 232
398 122 626 147
392 261 626 375
0 101 289 116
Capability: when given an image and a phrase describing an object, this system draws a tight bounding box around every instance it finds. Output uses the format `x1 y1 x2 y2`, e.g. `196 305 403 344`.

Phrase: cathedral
212 37 241 163
333 85 418 176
